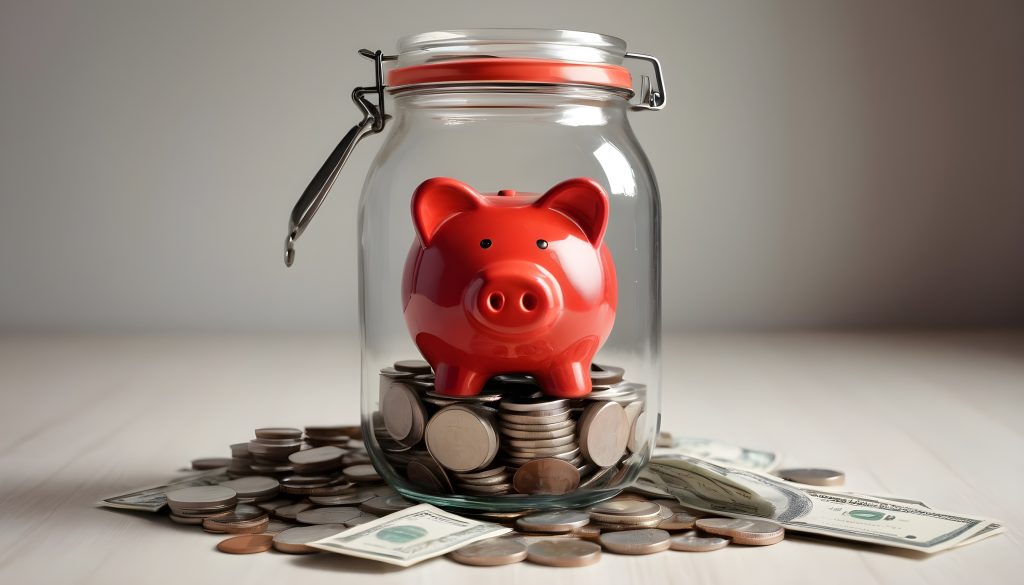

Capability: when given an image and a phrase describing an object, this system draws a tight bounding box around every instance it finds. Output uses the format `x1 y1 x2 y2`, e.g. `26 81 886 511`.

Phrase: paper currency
98 469 231 512
310 503 512 566
646 455 1004 553
655 436 781 472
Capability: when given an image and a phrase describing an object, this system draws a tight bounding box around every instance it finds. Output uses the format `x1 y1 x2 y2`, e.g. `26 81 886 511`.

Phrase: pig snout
466 261 563 335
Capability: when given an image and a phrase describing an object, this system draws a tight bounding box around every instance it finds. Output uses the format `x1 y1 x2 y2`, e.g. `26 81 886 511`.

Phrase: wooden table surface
1 332 1020 584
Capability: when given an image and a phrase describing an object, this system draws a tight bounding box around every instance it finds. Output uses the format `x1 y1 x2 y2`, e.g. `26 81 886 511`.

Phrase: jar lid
388 29 633 92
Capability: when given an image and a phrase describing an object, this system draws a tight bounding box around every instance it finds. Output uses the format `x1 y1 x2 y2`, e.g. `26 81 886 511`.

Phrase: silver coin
453 466 507 480
254 427 302 440
526 539 601 567
499 425 576 440
669 531 730 552
776 468 846 487
296 506 363 525
308 491 375 506
166 486 237 509
516 510 591 533
499 418 576 432
599 528 671 554
218 476 279 499
448 538 527 566
424 405 499 472
626 410 648 454
383 382 427 443
498 410 571 425
500 396 570 412
695 518 785 545
504 434 577 449
457 482 513 495
273 524 347 554
578 401 629 468
394 359 432 374
502 444 580 458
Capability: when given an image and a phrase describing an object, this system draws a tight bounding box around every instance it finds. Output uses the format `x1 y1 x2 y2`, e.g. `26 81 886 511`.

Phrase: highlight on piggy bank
401 177 618 399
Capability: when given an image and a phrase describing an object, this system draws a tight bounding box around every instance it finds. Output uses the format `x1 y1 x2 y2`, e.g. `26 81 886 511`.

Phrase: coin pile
377 360 647 497
128 425 791 565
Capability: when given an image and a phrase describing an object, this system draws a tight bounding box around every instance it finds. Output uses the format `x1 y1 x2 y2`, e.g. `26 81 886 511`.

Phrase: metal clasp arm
624 52 667 111
285 50 394 267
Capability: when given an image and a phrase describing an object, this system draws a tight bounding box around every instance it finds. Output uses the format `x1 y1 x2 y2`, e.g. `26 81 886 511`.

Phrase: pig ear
533 178 609 247
412 178 485 246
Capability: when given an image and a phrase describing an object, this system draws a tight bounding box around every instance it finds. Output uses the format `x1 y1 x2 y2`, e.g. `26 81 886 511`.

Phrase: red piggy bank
402 177 617 398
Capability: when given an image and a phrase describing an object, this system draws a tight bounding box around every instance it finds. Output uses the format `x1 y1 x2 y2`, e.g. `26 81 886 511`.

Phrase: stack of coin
166 486 238 524
227 442 257 477
202 504 270 534
304 425 359 447
498 396 582 470
376 360 646 497
452 466 512 495
219 476 280 503
587 499 666 530
247 428 303 474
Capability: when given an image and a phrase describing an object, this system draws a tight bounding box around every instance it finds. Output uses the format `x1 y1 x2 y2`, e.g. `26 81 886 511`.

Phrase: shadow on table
287 552 411 574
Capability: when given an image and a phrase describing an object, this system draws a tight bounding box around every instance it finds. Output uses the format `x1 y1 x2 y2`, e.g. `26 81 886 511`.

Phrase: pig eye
536 239 549 249
480 239 492 249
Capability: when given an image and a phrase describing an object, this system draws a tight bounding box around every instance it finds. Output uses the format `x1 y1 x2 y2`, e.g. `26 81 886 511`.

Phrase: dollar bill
310 503 512 566
646 455 1004 553
655 436 781 472
97 469 230 512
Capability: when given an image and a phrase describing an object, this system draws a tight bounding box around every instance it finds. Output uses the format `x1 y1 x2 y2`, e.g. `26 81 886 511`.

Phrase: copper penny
448 538 528 566
216 534 274 554
512 458 580 495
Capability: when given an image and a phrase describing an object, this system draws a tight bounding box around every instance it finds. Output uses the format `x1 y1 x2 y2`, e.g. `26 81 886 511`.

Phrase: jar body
358 86 661 511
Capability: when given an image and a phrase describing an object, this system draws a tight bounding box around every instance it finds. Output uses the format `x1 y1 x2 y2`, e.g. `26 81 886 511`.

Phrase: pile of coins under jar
172 426 786 563
374 359 649 497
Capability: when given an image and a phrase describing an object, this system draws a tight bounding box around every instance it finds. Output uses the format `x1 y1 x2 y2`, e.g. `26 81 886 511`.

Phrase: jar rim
395 28 628 67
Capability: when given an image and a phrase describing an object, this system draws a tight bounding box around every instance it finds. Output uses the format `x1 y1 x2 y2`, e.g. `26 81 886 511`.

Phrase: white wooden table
1 332 1020 584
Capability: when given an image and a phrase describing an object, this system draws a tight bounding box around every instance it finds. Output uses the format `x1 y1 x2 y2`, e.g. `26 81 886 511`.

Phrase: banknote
646 455 1004 553
310 503 512 566
97 469 231 512
655 436 781 472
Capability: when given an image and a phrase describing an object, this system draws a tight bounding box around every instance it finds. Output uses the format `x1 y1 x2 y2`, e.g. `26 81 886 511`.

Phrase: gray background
1 0 1022 333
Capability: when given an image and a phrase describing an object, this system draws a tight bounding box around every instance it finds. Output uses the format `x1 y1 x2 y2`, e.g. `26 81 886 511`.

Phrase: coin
512 458 580 495
448 538 528 566
500 396 570 412
254 427 302 440
394 359 432 374
309 492 375 506
526 539 601 567
776 468 846 487
599 528 671 554
498 410 571 425
191 457 232 470
425 405 499 472
166 486 237 510
589 499 661 518
272 524 347 554
216 534 274 554
360 494 415 516
296 506 362 525
626 409 646 453
659 511 701 531
219 476 279 500
499 425 576 440
383 382 427 443
499 418 576 432
342 464 382 483
669 531 730 552
695 518 785 545
453 466 507 480
578 402 629 467
405 456 453 493
516 510 591 533
289 446 345 473
274 502 314 519
590 365 624 385
504 434 577 449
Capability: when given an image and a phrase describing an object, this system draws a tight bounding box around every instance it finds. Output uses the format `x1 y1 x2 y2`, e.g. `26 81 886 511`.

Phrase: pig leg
537 361 593 398
432 362 488 397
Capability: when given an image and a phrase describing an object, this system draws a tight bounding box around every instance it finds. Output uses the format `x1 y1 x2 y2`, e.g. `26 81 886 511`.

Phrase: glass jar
285 29 666 511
